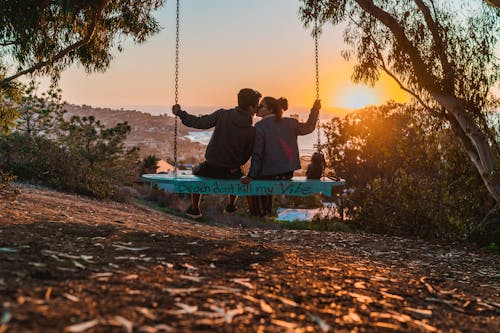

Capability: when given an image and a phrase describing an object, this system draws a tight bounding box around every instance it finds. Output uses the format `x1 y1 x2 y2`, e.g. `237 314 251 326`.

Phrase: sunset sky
44 0 410 114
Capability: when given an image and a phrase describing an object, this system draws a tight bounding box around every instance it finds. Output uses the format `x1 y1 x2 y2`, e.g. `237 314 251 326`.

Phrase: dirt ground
0 185 499 332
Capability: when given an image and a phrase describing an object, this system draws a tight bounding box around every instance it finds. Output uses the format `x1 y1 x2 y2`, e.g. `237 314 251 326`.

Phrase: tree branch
377 49 440 116
413 0 454 92
0 0 112 87
347 14 441 117
353 0 436 90
0 41 18 46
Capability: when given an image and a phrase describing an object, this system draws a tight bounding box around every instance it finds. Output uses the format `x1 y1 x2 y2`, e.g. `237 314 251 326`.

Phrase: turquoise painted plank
141 174 345 197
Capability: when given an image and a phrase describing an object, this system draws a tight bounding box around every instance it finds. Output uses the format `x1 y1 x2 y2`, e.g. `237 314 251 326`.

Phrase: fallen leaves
63 293 80 302
271 319 298 329
231 278 254 289
64 319 99 332
136 307 157 320
165 287 200 295
2 185 500 333
348 292 375 304
259 299 274 314
166 303 198 315
380 291 404 301
403 307 432 317
110 316 133 333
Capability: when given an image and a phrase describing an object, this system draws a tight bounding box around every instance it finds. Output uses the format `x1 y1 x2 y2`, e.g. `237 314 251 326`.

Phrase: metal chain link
314 19 321 153
173 0 180 178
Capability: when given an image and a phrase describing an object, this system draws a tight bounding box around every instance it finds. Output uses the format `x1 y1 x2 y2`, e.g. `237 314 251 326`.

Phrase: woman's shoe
223 204 237 214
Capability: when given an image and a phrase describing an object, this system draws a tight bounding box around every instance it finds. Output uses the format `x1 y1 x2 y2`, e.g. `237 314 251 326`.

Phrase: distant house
156 159 174 173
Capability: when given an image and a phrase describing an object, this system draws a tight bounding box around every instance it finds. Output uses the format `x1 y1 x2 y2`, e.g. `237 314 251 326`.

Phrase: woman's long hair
262 96 288 121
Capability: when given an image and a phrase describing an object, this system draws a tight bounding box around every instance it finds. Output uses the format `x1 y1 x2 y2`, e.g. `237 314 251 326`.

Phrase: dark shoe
185 206 202 219
223 204 237 214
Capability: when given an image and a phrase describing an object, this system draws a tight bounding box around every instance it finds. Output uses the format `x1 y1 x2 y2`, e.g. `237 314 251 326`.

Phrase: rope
314 18 327 180
314 19 321 152
173 0 180 177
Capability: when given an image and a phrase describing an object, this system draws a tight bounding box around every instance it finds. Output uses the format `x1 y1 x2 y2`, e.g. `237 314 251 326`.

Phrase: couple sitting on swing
172 88 321 219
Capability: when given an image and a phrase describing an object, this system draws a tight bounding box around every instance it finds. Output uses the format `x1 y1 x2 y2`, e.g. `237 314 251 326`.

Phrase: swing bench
141 173 345 197
142 0 345 197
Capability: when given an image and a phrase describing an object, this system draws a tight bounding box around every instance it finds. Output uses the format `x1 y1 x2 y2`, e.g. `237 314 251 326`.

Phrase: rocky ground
0 185 499 332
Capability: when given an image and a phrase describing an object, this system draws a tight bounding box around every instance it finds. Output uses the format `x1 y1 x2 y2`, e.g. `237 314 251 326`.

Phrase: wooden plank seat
141 174 345 197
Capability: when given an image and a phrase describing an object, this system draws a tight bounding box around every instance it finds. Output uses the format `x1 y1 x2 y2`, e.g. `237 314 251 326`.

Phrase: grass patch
136 198 182 216
486 242 498 253
310 218 355 232
277 220 310 230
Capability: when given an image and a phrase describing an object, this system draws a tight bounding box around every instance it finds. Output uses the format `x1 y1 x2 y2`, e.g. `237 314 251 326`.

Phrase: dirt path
1 185 499 332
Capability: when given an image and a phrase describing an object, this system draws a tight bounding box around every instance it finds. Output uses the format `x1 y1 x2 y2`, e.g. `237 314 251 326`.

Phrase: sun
333 86 381 109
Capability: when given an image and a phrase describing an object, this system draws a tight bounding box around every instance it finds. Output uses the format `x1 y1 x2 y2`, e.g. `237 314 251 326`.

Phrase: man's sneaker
185 206 202 219
223 204 237 214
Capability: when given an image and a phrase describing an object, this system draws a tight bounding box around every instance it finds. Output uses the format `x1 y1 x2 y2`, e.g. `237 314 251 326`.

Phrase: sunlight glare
335 86 380 109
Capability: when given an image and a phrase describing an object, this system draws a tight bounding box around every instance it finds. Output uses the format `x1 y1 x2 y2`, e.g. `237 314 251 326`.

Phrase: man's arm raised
172 104 221 129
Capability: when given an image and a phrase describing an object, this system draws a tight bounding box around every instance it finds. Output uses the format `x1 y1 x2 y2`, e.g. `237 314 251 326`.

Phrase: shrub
322 102 494 240
0 168 17 195
0 89 140 199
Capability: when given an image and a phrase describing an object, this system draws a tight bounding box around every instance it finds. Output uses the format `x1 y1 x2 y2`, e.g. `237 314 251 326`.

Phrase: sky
41 0 411 115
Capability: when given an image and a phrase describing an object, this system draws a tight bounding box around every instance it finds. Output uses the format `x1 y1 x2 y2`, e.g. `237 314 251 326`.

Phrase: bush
0 89 140 199
355 170 464 239
310 217 354 232
0 168 17 195
323 102 495 240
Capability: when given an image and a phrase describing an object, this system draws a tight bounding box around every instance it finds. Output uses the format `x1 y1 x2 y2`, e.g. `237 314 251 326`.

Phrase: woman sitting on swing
242 97 321 216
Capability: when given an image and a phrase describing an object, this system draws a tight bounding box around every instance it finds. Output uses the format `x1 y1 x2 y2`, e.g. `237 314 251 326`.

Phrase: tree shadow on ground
0 220 281 291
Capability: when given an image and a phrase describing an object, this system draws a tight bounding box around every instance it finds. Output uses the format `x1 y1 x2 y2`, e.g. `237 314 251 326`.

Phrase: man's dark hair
238 88 261 110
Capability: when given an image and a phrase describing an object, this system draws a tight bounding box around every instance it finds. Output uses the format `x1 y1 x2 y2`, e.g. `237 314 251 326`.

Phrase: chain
173 0 180 177
314 19 321 153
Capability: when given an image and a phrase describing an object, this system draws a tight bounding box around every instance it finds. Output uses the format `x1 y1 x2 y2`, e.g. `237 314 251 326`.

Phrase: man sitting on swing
172 88 261 219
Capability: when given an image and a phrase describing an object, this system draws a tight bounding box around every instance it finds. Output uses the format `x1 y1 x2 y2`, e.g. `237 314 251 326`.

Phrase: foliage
300 0 500 204
278 220 310 230
0 0 164 84
322 102 494 240
55 115 139 197
0 86 67 183
0 0 164 131
0 89 140 198
0 133 60 184
310 217 354 232
0 168 16 195
141 154 160 174
16 84 66 137
0 73 22 134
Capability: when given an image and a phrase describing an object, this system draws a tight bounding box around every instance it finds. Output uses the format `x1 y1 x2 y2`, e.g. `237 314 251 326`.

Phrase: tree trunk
432 92 500 203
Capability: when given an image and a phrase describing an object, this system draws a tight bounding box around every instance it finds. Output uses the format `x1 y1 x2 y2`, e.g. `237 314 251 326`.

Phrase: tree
300 0 499 205
0 0 164 85
323 103 494 240
61 115 136 172
485 0 500 8
0 0 164 132
16 84 66 137
141 155 160 174
0 79 21 134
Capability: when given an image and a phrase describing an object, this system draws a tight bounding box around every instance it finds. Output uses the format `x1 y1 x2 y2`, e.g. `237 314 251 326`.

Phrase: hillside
0 185 499 332
64 104 206 164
